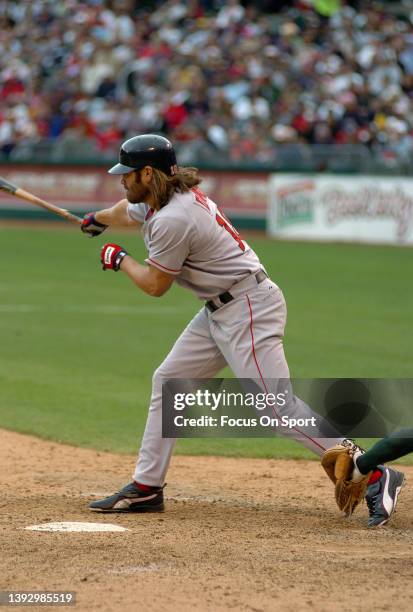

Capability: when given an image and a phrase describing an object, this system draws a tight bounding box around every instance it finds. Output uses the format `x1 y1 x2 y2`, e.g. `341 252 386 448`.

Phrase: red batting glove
101 243 128 271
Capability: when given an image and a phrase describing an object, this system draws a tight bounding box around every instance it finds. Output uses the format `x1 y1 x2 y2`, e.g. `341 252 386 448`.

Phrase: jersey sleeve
145 215 192 275
127 202 148 223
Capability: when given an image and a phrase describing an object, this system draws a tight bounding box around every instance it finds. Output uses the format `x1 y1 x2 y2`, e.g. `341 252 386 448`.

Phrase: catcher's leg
356 428 413 474
210 280 344 456
133 307 226 486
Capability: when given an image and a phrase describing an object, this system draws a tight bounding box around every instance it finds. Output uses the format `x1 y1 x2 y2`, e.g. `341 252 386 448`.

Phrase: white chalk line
24 521 128 533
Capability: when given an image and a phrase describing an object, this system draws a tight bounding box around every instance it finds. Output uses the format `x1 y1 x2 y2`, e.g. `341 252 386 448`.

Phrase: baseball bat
0 176 83 225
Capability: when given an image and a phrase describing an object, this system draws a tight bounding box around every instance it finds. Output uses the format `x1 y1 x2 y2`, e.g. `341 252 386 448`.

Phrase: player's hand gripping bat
0 176 82 225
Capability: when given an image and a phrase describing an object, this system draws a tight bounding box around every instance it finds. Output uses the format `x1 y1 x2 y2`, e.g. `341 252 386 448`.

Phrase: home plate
24 522 128 533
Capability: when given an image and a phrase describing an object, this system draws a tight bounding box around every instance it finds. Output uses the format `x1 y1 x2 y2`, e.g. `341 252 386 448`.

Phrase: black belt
206 270 268 312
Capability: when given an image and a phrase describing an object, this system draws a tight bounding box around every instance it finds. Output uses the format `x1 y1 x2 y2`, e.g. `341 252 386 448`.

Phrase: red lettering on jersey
216 208 245 252
192 187 210 211
145 208 155 221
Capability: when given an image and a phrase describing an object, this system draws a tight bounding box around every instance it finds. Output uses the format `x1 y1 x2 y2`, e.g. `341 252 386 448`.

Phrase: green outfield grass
0 225 412 463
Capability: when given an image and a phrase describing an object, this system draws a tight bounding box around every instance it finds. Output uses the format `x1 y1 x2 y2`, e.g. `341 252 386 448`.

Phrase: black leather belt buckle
206 291 233 312
206 271 268 312
218 291 233 304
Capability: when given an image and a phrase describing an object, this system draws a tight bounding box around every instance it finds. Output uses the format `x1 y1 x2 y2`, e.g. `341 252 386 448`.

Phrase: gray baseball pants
133 276 344 486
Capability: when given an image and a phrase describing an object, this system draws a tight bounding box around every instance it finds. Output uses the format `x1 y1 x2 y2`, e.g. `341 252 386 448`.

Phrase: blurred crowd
1 0 413 168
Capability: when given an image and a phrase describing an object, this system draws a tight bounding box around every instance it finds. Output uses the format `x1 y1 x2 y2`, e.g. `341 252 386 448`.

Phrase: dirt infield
1 430 412 612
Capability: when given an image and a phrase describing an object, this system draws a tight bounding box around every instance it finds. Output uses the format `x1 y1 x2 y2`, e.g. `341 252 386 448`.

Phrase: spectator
0 0 412 170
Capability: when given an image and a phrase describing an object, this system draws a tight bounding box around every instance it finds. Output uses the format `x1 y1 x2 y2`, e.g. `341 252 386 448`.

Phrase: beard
125 174 150 203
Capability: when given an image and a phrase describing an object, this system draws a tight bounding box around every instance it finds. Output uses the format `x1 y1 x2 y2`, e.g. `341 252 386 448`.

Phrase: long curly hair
148 167 201 209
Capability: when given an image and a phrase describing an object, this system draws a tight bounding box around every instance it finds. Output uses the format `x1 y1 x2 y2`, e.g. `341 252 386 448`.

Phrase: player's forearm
120 257 167 297
95 199 139 228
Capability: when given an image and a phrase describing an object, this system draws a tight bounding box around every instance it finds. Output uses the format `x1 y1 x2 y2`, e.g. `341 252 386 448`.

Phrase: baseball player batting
81 134 402 520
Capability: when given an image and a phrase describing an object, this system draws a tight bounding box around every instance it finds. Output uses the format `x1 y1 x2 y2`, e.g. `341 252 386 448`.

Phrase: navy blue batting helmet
109 134 177 176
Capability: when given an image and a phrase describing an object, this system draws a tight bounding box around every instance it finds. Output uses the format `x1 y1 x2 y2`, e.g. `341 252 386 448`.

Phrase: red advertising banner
0 165 268 218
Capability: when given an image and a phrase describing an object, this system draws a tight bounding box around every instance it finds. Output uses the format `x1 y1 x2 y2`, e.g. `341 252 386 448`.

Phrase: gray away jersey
127 187 262 300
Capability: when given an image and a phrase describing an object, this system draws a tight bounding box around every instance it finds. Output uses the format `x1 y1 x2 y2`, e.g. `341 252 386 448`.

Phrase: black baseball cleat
365 467 405 527
89 482 165 513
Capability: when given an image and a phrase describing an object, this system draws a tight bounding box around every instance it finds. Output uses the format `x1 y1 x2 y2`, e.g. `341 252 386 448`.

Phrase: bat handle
62 210 83 225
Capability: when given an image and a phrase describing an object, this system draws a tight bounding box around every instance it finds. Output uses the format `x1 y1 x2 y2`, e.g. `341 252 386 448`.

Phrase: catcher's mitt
321 444 371 515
